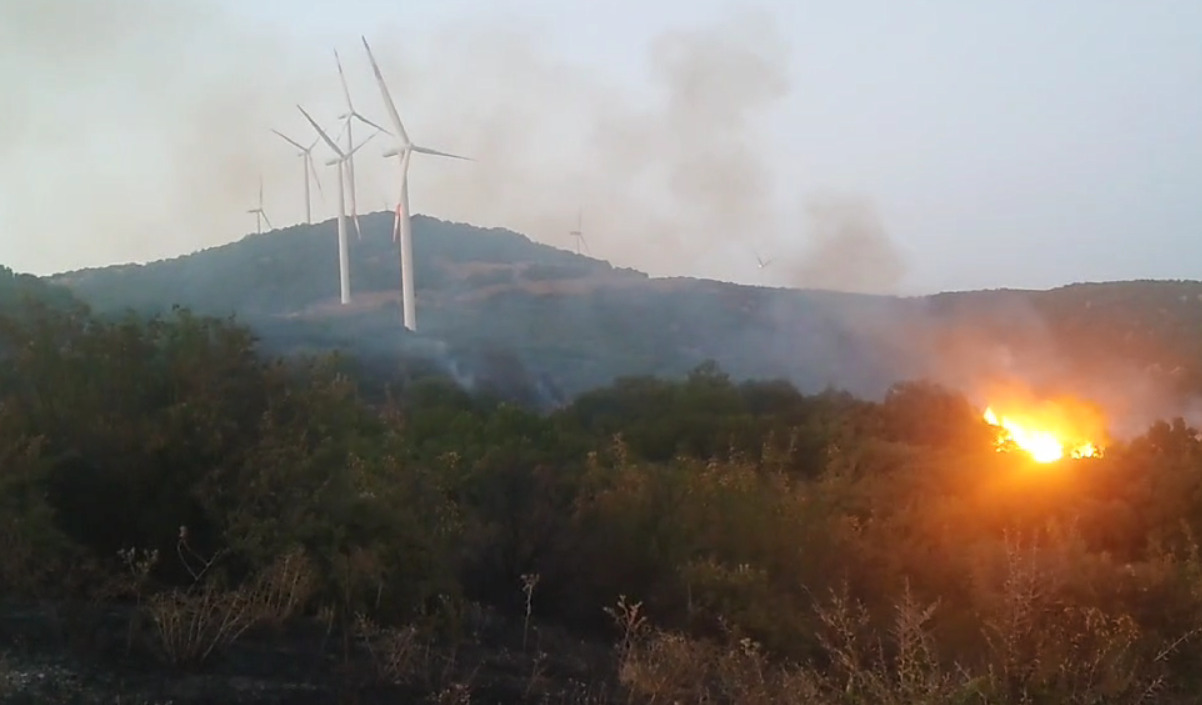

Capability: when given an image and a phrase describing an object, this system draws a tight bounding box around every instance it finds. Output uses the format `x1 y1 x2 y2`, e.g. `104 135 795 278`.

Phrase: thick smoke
850 293 1202 440
0 0 331 273
0 0 905 293
398 10 798 284
772 193 908 294
7 0 1193 437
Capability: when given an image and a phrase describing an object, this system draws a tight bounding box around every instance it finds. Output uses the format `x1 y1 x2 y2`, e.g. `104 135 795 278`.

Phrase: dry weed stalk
524 649 548 700
253 547 316 627
175 525 225 582
604 594 648 663
611 585 992 705
520 572 540 651
148 546 316 666
148 580 261 666
354 612 426 685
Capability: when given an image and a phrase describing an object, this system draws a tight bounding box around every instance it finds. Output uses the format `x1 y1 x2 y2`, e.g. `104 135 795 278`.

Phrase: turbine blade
361 36 411 146
262 211 273 229
308 155 325 199
352 111 391 136
332 116 350 144
298 105 345 157
334 48 355 111
349 129 381 156
411 145 472 161
271 129 306 152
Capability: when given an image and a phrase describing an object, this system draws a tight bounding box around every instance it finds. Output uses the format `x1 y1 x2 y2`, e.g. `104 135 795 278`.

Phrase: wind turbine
247 176 272 234
568 207 589 255
362 36 472 333
750 245 774 285
298 105 380 305
333 48 388 240
270 129 325 225
751 246 773 270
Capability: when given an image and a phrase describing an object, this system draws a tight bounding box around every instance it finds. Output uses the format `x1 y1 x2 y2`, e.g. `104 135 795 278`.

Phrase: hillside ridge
26 217 1202 427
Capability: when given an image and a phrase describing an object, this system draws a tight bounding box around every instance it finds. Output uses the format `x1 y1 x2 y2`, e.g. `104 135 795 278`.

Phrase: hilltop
41 214 1202 422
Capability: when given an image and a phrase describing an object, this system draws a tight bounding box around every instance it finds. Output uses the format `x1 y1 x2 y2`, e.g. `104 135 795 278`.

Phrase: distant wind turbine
298 105 381 305
334 48 389 240
751 246 773 270
246 176 272 234
568 207 589 255
362 36 472 333
750 246 774 285
270 129 325 225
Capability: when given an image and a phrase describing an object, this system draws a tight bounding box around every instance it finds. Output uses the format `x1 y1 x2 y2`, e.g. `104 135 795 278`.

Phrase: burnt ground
0 601 619 704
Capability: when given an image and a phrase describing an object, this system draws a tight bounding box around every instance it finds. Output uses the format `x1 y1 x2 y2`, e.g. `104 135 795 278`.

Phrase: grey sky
2 0 1200 294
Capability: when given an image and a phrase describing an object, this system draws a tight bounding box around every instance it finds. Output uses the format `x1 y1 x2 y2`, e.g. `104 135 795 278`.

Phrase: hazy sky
2 0 1200 294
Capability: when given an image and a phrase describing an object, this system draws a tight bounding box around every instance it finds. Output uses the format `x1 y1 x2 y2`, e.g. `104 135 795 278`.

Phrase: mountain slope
44 215 1202 427
0 266 81 313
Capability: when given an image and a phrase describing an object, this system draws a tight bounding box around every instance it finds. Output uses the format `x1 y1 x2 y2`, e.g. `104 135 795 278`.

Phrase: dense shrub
5 295 1202 700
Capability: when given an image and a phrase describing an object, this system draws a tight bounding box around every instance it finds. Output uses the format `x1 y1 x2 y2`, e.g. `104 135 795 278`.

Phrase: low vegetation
5 284 1202 702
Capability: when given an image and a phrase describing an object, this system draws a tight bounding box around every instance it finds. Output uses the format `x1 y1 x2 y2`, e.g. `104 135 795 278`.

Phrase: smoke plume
773 193 908 293
19 0 1193 440
0 0 905 293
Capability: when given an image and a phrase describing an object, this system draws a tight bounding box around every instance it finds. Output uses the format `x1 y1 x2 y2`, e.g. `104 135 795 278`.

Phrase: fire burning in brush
980 389 1107 463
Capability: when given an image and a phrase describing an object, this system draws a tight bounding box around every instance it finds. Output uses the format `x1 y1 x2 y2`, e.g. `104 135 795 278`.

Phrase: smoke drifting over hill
0 0 907 293
10 0 1195 439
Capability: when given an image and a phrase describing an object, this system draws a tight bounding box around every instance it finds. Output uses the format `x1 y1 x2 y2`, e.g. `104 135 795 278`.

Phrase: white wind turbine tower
362 36 472 333
568 207 590 255
247 176 272 234
271 129 325 224
334 49 388 240
298 105 380 305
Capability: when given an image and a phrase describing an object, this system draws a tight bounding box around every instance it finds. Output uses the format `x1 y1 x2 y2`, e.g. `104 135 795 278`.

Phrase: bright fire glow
982 402 1104 464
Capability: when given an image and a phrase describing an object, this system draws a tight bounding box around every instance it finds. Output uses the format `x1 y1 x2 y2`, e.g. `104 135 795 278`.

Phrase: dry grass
148 581 264 666
610 587 971 705
354 612 427 685
609 561 1199 705
251 548 317 628
147 547 316 667
351 610 477 697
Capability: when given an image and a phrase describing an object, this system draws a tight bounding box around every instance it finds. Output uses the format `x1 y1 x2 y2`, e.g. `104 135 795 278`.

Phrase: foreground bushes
5 302 1202 700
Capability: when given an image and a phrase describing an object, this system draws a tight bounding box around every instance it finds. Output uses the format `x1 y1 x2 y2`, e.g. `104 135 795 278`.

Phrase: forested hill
38 214 1202 414
0 266 79 314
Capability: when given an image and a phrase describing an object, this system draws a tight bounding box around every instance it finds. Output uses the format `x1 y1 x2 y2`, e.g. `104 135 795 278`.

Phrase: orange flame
980 390 1106 463
983 407 1101 463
